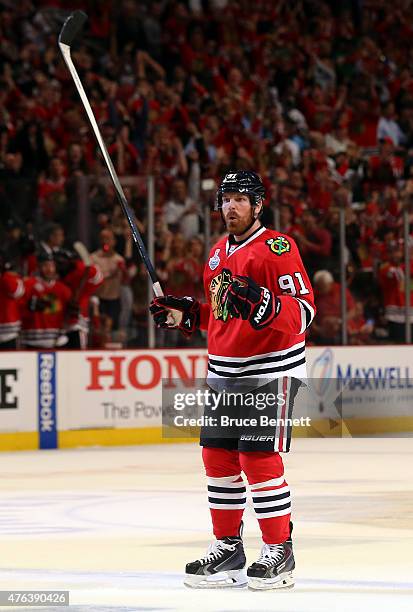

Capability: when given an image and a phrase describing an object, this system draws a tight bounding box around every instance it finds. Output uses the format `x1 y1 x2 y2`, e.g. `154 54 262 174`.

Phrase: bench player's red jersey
0 272 25 342
63 261 104 331
20 277 72 348
199 227 316 386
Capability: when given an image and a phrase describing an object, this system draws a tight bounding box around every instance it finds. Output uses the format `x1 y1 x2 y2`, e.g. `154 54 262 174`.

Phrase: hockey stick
58 11 176 324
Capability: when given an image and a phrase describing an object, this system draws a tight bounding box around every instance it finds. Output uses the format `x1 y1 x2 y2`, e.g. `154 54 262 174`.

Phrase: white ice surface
0 438 412 611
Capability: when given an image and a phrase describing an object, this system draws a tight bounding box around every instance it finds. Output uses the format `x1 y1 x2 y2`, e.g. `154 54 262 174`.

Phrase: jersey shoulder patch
265 235 291 256
208 248 221 270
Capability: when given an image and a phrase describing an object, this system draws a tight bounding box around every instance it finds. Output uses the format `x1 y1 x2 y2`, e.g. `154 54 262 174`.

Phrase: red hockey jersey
62 261 104 332
20 277 72 348
379 261 413 323
0 272 25 342
200 227 316 387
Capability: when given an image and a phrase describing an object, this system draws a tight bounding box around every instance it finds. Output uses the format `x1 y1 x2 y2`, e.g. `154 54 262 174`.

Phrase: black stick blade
58 10 88 46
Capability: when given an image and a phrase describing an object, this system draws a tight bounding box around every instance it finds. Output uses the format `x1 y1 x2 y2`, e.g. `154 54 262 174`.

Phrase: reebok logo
38 351 58 449
39 354 55 432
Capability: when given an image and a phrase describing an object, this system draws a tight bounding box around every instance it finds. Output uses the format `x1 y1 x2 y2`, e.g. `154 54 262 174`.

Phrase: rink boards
0 347 412 450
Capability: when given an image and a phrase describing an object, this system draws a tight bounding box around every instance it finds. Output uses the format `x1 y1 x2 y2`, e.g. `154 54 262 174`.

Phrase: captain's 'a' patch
266 236 291 256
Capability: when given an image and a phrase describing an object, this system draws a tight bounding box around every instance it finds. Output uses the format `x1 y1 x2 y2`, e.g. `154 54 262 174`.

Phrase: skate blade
248 571 294 591
184 569 247 589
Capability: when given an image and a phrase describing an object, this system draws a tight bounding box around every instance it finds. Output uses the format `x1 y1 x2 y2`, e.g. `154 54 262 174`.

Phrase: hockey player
150 171 315 590
55 248 103 349
0 250 25 349
20 250 72 349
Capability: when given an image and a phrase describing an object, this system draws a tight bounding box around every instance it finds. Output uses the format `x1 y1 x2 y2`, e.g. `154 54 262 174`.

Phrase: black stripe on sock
254 502 291 514
208 485 247 494
252 492 290 504
208 497 247 505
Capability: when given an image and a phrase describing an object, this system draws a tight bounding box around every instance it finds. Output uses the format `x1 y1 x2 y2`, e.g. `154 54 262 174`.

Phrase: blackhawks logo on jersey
266 236 291 256
209 268 232 321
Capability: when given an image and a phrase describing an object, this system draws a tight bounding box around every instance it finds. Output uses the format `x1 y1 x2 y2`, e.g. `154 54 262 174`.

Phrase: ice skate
247 524 295 590
184 527 247 589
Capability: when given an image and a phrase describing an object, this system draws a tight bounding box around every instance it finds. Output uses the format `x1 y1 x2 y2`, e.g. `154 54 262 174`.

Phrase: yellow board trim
1 416 412 451
292 415 413 437
59 416 413 448
59 427 198 448
0 432 38 451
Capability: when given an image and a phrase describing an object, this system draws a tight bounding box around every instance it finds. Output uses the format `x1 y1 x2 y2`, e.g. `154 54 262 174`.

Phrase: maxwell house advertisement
308 345 413 420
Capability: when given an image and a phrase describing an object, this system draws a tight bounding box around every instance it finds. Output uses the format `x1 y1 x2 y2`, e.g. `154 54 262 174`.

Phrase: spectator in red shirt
279 204 302 236
348 301 374 345
378 242 413 343
293 210 332 279
368 138 404 189
67 142 90 176
107 123 139 176
311 269 356 345
301 84 334 133
165 233 190 297
186 236 205 302
37 157 67 222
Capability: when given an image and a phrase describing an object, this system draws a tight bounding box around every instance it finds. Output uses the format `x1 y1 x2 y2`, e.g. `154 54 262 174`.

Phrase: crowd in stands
1 0 413 348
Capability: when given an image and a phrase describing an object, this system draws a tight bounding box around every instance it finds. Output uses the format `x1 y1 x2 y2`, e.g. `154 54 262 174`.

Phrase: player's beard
224 208 256 236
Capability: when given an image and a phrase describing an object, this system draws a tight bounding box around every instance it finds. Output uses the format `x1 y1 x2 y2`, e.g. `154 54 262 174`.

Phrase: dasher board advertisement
0 352 37 435
57 350 208 430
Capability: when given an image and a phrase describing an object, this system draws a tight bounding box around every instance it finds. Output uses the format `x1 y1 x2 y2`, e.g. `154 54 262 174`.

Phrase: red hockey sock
202 447 246 539
239 451 291 544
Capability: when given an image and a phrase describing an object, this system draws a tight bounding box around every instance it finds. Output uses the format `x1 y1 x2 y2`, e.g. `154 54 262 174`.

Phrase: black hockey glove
149 295 200 337
28 296 48 312
67 299 80 318
224 275 280 330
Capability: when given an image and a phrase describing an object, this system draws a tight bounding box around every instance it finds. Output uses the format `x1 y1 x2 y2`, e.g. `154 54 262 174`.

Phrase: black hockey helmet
54 247 78 277
37 248 54 264
215 170 266 210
